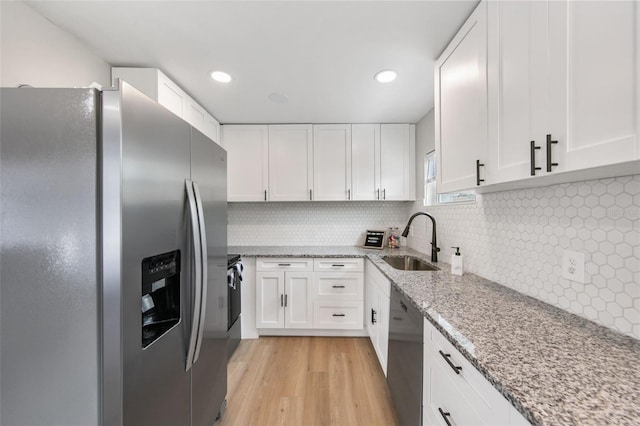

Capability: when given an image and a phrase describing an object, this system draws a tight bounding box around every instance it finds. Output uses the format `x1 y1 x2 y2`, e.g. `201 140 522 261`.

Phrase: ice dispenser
141 250 181 348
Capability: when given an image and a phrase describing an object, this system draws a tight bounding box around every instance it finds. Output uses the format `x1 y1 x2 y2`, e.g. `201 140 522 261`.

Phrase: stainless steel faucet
401 212 440 262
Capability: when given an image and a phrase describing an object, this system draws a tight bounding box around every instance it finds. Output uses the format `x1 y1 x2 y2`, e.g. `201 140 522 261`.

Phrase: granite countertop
229 245 640 426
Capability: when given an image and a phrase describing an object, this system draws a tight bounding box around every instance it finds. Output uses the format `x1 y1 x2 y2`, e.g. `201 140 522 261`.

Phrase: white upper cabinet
112 67 220 144
313 124 352 201
351 124 381 200
269 124 313 201
435 1 489 193
548 0 639 172
203 114 221 145
438 1 638 193
225 122 415 202
223 125 269 202
488 1 639 185
380 124 415 200
487 1 549 183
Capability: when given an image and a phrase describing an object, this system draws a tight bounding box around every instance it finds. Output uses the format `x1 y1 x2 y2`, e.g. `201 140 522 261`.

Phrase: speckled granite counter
229 245 640 426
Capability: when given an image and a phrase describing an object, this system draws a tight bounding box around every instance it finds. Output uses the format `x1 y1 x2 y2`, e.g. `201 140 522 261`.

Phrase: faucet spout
401 212 440 262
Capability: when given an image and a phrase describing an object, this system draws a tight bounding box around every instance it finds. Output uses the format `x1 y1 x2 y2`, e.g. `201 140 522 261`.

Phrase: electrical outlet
562 250 585 283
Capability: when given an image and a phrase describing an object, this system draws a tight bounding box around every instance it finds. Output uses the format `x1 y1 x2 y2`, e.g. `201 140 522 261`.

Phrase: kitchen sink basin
382 255 439 271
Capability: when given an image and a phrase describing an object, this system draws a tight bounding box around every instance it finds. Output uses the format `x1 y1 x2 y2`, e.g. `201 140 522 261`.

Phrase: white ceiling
26 1 478 124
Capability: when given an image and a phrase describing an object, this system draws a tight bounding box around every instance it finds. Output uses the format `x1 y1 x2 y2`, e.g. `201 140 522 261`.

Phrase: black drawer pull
439 350 462 374
399 301 408 312
530 140 541 176
332 285 345 288
546 134 558 172
476 159 485 186
438 408 452 426
278 263 291 267
332 313 345 317
371 308 377 324
332 264 345 267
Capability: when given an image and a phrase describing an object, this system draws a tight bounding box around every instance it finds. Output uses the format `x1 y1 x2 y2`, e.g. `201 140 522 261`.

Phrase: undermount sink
382 255 439 271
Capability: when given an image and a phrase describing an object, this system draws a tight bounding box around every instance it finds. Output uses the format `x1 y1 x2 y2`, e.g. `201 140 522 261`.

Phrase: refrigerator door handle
192 181 208 364
185 180 203 372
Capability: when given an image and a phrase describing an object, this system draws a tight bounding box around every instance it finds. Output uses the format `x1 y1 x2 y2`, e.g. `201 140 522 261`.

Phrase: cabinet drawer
425 320 510 425
313 301 363 329
315 272 363 300
314 258 363 272
256 258 313 272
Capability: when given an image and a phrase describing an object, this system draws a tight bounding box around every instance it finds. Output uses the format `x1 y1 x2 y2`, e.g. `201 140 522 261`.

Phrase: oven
227 254 242 359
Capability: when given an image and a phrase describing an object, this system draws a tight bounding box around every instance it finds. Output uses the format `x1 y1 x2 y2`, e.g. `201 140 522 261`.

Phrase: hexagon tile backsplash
228 201 409 246
228 175 639 339
407 174 639 339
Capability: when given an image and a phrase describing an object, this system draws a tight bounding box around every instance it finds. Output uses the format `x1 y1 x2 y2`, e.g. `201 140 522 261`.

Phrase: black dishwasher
387 287 423 426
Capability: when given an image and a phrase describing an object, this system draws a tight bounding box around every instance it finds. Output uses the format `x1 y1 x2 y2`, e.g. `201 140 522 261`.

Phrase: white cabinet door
548 0 639 172
488 1 549 183
203 113 220 145
351 124 381 200
223 125 269 202
269 124 313 201
186 98 206 133
435 1 488 193
375 286 390 375
156 71 188 118
284 272 314 329
256 272 285 328
313 124 352 201
380 124 415 200
365 260 391 375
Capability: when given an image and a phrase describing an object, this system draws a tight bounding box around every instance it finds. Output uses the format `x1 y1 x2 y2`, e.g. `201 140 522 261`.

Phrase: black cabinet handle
332 313 345 317
284 294 288 307
332 285 345 288
530 140 541 176
371 308 377 324
280 294 284 307
546 134 558 172
476 159 485 186
377 188 380 200
400 301 408 312
264 189 267 201
348 189 351 200
310 189 313 200
438 408 452 426
439 350 462 374
383 188 386 200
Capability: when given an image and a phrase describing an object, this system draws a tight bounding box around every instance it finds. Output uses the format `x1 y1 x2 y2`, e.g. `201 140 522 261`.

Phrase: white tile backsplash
227 175 639 339
407 175 640 339
228 201 409 246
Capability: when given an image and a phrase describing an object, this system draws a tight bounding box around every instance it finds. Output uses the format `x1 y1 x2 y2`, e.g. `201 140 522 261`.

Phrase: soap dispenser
451 247 464 276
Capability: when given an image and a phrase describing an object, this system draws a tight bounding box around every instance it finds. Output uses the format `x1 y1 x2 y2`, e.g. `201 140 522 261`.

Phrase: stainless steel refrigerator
0 81 228 426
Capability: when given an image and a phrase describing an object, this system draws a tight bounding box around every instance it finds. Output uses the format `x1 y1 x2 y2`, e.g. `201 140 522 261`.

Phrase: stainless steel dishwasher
387 286 423 426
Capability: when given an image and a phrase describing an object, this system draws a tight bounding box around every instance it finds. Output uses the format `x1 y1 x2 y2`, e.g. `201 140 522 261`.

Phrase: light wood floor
215 337 398 426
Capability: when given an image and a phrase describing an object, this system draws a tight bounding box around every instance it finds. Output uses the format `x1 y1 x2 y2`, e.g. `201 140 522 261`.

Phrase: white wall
408 112 640 340
0 2 110 88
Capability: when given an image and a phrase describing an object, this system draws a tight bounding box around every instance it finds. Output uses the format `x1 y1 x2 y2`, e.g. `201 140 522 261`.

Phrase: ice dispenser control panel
141 250 180 348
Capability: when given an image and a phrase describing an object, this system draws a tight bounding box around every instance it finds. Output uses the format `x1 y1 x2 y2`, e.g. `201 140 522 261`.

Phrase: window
424 151 476 206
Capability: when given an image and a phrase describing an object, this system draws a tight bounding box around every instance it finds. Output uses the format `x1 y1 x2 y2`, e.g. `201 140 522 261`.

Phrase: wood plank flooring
215 337 398 426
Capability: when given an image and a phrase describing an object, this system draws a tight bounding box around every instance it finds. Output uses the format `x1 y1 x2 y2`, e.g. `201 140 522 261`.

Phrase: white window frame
424 150 476 206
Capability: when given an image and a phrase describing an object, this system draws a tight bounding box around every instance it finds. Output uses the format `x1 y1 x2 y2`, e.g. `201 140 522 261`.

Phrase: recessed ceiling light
268 92 288 104
210 71 232 83
374 69 397 83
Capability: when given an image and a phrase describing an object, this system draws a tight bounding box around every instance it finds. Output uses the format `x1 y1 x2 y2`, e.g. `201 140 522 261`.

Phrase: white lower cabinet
365 260 390 375
256 259 314 329
256 258 364 332
423 319 531 426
